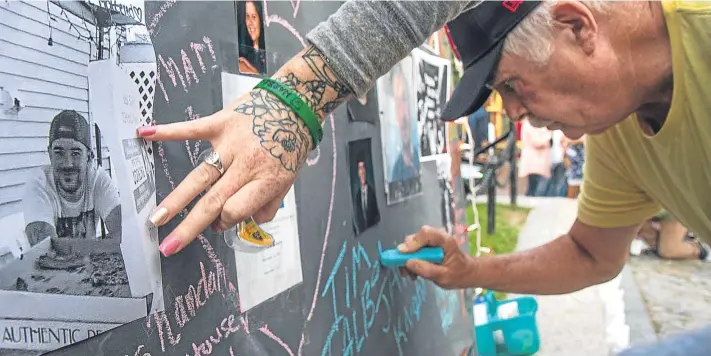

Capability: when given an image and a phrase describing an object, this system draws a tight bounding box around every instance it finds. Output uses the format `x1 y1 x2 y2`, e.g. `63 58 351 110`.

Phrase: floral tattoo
235 46 352 172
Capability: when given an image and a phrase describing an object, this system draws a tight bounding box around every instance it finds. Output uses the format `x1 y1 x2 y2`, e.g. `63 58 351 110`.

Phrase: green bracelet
255 78 323 149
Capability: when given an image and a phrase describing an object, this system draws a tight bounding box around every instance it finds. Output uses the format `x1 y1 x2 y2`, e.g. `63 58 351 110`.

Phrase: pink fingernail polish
159 236 181 257
137 126 157 137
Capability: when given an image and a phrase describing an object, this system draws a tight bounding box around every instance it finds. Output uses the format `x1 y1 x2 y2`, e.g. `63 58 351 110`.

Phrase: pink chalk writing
260 325 295 356
148 0 177 35
240 315 251 334
298 114 338 356
188 314 240 356
144 260 229 351
306 146 320 166
264 14 307 48
190 43 207 73
124 344 151 356
158 54 187 97
181 49 199 86
184 106 202 167
203 36 217 62
156 37 217 103
156 142 175 189
288 0 301 17
150 311 182 352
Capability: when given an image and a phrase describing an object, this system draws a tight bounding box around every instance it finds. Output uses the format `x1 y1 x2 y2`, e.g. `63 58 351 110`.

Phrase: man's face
393 72 411 146
50 138 89 194
358 162 367 186
245 1 261 44
492 5 642 139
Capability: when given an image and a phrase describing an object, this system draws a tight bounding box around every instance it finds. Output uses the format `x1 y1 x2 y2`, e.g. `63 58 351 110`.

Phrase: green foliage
466 203 531 300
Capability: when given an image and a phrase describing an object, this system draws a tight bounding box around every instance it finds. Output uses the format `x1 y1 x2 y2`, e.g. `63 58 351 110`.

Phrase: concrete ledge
620 265 658 346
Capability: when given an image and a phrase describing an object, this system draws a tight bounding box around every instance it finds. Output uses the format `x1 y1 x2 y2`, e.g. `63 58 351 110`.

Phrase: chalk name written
156 37 217 103
122 314 241 356
321 240 427 356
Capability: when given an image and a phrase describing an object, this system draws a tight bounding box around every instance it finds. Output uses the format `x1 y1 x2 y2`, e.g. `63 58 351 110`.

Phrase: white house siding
0 0 112 219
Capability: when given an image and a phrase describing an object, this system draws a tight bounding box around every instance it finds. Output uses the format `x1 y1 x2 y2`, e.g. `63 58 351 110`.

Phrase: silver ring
203 150 225 176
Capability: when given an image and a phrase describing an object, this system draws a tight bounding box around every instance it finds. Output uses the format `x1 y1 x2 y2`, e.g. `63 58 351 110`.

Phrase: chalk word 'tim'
321 240 427 356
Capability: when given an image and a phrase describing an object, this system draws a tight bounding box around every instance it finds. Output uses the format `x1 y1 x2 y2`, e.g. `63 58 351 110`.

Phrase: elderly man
139 1 710 354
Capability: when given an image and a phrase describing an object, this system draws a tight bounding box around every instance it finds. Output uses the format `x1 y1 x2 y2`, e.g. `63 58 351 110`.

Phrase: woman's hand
397 226 476 289
138 88 312 257
140 46 354 257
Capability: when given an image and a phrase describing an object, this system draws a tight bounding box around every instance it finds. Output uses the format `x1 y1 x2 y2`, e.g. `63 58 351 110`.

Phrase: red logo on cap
503 0 523 12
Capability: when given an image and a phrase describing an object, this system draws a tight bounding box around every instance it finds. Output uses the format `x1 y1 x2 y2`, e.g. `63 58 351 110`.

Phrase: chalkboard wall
45 1 474 355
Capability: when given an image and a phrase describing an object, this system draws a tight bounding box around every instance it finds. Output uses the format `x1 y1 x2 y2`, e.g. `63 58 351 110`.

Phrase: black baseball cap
441 1 541 121
49 110 91 149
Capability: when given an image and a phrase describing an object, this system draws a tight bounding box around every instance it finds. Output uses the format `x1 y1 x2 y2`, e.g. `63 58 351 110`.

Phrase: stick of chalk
379 247 445 268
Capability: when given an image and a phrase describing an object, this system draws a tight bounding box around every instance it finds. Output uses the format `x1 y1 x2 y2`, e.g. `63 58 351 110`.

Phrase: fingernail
137 126 156 137
149 207 168 226
159 236 181 257
397 243 407 252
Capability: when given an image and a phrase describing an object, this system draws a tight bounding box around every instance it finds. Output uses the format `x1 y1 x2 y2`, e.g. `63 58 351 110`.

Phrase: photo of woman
238 0 267 75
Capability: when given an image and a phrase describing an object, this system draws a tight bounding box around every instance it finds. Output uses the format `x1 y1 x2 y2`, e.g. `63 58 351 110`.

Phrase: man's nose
502 98 527 122
59 156 75 167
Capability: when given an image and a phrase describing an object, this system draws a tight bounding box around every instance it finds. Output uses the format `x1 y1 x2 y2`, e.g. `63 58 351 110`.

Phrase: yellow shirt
578 0 711 242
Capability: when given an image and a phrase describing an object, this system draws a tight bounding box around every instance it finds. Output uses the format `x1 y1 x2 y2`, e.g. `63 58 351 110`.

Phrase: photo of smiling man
22 110 121 246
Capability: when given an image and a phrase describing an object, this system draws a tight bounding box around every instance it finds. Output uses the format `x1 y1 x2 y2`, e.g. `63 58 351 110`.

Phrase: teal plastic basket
473 291 540 356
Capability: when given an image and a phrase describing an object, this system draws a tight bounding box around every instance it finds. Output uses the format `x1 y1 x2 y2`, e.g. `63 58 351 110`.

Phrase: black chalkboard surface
43 1 474 355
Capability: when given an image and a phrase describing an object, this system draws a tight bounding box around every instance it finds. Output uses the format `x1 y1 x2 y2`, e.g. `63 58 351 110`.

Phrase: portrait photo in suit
348 138 380 236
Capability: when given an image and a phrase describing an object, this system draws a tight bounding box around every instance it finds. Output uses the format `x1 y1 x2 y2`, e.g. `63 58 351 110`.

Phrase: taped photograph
377 56 422 205
348 138 381 236
237 0 267 76
0 60 164 355
412 48 451 160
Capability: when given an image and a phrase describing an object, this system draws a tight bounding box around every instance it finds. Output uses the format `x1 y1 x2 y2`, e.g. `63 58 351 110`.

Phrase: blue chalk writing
321 240 428 356
433 286 460 334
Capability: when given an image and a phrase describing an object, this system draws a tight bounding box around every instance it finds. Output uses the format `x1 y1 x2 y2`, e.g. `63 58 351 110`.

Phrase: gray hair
502 1 612 64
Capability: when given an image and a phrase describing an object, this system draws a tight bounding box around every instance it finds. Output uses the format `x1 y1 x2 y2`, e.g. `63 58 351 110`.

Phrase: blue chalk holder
379 247 445 268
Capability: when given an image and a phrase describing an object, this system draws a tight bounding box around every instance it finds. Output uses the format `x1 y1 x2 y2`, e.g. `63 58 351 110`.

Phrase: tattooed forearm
272 46 353 120
234 45 352 172
235 90 311 173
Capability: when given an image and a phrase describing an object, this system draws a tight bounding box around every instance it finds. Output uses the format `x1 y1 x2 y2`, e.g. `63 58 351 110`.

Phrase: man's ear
550 1 599 55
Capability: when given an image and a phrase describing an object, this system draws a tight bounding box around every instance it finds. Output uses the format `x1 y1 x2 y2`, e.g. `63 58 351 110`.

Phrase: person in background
518 118 551 196
562 135 585 198
467 106 489 153
633 211 710 261
542 130 568 197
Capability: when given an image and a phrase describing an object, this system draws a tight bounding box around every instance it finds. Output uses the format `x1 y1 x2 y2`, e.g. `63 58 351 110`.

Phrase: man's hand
397 226 475 289
25 221 56 247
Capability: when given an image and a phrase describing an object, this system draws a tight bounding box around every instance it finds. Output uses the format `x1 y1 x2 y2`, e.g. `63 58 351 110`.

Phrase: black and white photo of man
349 138 380 236
354 161 380 234
22 110 122 247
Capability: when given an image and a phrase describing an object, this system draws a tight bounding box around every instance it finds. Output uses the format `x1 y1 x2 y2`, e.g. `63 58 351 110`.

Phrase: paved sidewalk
512 198 611 356
476 196 631 355
628 254 711 338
